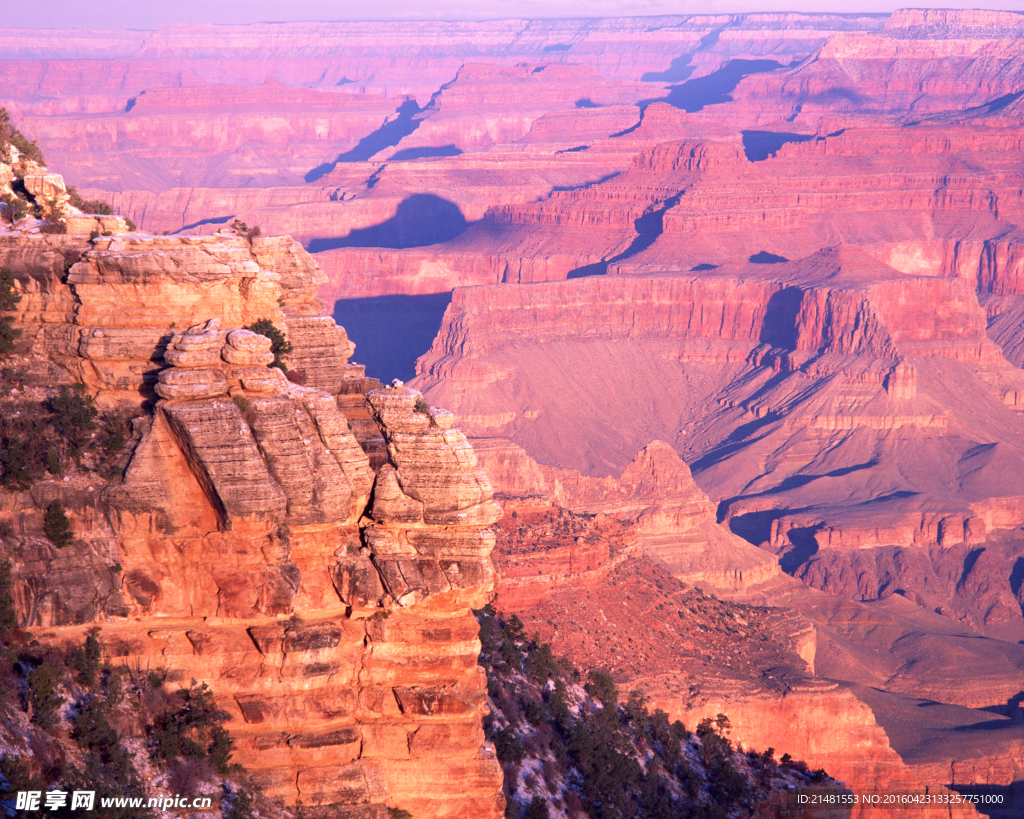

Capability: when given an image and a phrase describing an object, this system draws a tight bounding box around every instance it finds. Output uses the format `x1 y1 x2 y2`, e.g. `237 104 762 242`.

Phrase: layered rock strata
0 232 504 818
477 439 781 595
412 248 1024 638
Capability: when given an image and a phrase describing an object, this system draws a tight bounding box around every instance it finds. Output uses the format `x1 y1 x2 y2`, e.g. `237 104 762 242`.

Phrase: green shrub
413 397 431 415
98 410 129 455
69 632 102 688
46 451 61 476
230 218 261 241
67 187 114 215
227 789 254 819
0 437 33 489
27 662 64 728
0 108 45 167
0 267 21 359
43 500 73 548
585 669 618 705
232 394 254 424
0 194 28 226
490 725 524 765
152 681 234 770
0 754 39 797
387 809 412 819
0 561 16 633
124 217 136 232
9 132 43 167
38 220 67 235
524 797 550 819
523 642 559 683
48 384 98 454
64 733 155 819
106 667 126 707
71 697 120 753
208 725 234 774
0 268 21 315
245 319 292 371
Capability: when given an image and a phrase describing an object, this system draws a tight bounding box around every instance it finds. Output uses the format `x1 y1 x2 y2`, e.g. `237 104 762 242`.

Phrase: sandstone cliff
0 229 504 818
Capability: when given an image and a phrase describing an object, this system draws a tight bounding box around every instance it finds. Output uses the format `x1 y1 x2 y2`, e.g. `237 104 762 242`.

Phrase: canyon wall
411 251 1024 644
0 229 504 818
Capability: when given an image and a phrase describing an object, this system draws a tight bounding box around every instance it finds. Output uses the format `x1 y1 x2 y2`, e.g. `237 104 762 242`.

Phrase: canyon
4 7 1024 818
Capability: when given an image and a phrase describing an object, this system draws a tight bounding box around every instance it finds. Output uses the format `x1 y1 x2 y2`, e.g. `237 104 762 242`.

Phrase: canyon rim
2 6 1024 819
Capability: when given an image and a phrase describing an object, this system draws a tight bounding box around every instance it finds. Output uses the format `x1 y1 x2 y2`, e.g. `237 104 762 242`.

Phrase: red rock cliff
0 230 504 819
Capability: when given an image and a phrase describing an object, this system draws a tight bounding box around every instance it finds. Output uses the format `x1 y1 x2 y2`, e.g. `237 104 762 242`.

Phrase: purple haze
3 0 1023 28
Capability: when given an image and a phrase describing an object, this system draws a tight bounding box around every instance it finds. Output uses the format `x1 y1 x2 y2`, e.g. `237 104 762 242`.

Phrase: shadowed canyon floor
5 8 1024 816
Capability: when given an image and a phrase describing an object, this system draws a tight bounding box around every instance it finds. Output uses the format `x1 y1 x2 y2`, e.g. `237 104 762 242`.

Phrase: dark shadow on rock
178 214 233 232
307 194 468 252
976 90 1024 115
742 130 815 161
644 59 783 114
759 286 803 348
551 172 620 193
390 144 462 161
1011 558 1024 615
610 119 643 138
567 261 608 279
641 27 723 84
306 98 423 182
556 145 589 154
959 547 986 590
543 43 572 52
575 98 599 108
980 691 1024 717
332 292 453 383
749 250 789 264
727 510 779 543
641 54 696 84
566 191 683 278
780 527 821 574
691 263 718 271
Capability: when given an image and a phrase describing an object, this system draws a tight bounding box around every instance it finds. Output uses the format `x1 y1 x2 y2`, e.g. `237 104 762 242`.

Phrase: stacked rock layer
0 232 504 819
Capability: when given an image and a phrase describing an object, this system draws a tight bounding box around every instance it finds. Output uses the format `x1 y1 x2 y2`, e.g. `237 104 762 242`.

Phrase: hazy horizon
3 0 1023 29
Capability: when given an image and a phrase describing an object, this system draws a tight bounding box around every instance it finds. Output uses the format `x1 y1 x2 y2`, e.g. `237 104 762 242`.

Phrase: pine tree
43 500 73 548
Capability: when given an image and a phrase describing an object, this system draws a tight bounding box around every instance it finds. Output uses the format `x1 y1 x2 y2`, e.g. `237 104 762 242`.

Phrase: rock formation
0 229 504 818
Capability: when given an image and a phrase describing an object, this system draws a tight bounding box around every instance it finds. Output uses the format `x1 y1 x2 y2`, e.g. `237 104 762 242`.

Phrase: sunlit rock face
0 231 504 819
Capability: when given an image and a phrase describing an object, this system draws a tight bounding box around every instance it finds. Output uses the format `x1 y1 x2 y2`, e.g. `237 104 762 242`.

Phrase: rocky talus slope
476 608 852 819
486 492 1024 817
0 226 504 818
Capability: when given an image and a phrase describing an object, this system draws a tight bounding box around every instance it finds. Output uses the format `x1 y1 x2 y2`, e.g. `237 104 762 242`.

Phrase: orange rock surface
0 231 504 818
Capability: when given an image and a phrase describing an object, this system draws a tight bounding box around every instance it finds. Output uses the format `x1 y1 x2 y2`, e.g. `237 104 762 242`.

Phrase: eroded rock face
477 438 780 594
0 233 504 818
411 247 1024 639
1 231 369 406
362 386 500 609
